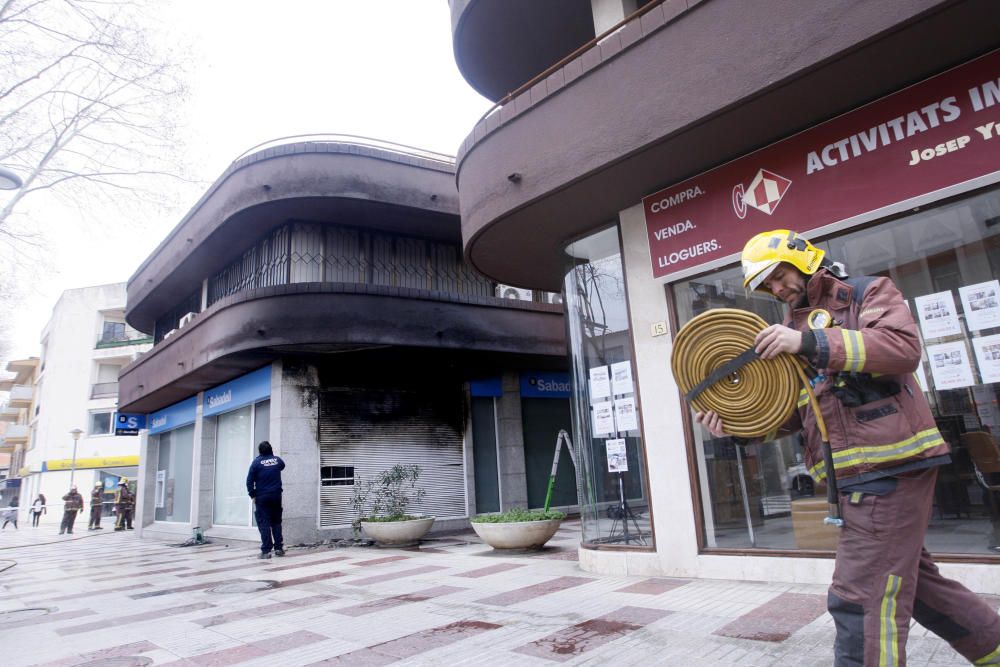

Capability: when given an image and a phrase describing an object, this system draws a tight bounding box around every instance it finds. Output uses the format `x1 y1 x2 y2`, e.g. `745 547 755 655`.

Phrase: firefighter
59 485 83 535
88 481 104 530
695 229 1000 665
114 478 134 531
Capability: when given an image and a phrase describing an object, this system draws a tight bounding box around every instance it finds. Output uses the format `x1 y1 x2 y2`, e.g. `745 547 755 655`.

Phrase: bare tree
0 0 190 244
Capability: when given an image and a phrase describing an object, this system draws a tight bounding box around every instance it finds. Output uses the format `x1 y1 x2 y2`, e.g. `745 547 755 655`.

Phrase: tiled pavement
0 521 986 665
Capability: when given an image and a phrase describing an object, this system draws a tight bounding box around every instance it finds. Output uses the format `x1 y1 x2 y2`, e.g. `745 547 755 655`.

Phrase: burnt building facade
119 138 574 545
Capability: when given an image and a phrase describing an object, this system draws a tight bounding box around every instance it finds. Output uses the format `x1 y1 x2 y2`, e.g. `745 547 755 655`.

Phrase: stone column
137 431 156 535
187 393 205 534
272 357 320 544
196 411 217 534
496 372 528 510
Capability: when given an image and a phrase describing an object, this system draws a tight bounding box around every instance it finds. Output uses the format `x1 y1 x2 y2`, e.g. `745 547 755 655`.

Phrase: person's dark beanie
258 441 273 456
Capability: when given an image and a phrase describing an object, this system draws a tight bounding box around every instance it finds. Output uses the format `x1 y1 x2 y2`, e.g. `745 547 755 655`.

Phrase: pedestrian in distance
1 497 18 529
30 494 45 527
246 440 285 559
88 481 104 530
695 229 1000 665
60 486 84 535
114 478 134 531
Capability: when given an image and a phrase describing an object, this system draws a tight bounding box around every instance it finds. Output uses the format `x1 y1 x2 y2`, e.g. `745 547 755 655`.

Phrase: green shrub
471 507 566 523
351 464 426 531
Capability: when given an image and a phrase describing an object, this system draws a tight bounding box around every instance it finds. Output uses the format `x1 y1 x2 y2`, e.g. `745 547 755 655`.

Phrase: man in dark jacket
697 229 1000 665
60 486 83 535
246 441 285 559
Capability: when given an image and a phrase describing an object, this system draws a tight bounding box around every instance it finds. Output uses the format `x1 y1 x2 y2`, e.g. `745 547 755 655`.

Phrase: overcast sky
4 0 491 360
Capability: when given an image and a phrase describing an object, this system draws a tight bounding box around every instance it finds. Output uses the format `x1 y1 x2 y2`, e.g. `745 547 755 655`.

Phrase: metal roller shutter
319 387 467 527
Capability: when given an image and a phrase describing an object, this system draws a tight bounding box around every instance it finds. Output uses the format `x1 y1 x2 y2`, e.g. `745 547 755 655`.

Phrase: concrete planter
470 518 562 550
360 516 435 547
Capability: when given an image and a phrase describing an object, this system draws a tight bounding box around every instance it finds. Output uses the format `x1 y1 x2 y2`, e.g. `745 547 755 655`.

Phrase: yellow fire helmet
741 229 825 294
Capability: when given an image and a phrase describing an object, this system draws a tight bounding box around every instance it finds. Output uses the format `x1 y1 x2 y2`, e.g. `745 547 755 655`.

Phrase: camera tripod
607 472 645 545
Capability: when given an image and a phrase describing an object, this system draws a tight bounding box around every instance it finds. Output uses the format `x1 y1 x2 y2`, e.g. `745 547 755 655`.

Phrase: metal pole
734 443 757 547
69 438 79 488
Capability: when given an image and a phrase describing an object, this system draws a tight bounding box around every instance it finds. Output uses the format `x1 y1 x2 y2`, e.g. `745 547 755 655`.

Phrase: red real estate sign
644 49 1000 280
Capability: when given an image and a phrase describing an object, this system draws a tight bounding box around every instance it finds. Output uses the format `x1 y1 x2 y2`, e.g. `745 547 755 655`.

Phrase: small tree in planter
470 507 566 550
351 464 434 546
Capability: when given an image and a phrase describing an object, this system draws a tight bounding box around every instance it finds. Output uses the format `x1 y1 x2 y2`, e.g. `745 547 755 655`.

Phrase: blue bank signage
114 413 146 436
148 397 197 435
470 377 502 397
203 365 271 417
520 372 571 399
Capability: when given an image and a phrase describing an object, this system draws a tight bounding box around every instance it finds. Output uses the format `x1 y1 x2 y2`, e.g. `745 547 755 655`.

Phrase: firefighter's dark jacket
776 268 950 486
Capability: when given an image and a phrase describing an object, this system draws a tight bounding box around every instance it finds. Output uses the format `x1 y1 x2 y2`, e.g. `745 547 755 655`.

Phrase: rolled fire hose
671 308 843 527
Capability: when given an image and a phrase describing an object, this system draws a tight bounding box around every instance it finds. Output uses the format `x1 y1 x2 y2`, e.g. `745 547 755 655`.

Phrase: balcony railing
4 424 29 442
96 335 153 349
8 385 33 408
91 382 119 399
234 133 455 167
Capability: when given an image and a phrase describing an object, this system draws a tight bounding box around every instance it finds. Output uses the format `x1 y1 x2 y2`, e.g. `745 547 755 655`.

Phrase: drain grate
0 607 50 622
207 580 278 594
75 657 152 666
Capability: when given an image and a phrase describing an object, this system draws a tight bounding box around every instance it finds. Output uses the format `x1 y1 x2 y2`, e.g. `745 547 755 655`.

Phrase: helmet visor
744 261 778 293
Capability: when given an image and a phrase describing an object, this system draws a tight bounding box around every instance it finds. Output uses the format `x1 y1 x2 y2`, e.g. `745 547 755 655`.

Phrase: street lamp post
69 428 84 488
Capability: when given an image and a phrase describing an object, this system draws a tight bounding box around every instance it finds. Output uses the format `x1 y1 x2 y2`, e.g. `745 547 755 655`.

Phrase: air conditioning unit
542 291 563 305
162 328 178 340
496 284 533 301
178 312 197 328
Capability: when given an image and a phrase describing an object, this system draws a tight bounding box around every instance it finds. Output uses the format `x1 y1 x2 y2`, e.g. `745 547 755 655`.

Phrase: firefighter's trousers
828 467 1000 665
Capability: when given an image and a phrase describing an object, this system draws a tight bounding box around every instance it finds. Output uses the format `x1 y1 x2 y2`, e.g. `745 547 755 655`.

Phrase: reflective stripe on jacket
784 269 950 485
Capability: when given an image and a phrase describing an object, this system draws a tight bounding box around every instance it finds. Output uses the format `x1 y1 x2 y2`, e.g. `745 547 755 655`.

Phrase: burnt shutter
318 387 466 527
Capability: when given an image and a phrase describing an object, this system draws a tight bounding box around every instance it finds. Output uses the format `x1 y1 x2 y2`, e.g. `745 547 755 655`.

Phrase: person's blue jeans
254 495 283 553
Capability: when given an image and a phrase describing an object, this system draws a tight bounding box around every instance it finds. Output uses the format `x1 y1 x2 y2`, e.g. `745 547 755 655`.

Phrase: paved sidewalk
0 521 984 665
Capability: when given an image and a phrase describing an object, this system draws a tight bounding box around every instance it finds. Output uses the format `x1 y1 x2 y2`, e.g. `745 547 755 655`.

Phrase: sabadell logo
531 377 570 393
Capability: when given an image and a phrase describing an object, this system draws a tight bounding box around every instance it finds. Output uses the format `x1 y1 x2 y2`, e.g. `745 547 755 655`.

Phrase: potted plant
470 507 566 550
351 464 434 547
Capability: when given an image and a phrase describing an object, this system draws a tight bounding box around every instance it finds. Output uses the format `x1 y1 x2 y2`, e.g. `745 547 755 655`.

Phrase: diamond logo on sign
743 169 791 214
732 169 792 219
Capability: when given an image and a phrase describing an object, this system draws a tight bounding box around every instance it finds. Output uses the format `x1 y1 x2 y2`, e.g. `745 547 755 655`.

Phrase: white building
19 283 152 525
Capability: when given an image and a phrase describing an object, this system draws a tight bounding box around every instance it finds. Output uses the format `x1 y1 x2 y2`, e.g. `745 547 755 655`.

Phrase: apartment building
17 284 152 523
0 357 38 507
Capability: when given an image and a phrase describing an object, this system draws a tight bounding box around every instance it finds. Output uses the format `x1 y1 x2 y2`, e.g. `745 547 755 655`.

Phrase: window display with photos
564 225 654 549
672 186 1000 557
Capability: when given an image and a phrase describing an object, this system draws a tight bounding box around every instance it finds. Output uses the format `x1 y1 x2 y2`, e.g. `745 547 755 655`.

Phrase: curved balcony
450 0 596 102
455 0 1000 290
118 283 565 413
127 135 459 333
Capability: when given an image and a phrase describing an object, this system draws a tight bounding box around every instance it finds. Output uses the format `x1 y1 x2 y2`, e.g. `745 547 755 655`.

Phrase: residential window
101 321 126 342
88 411 114 435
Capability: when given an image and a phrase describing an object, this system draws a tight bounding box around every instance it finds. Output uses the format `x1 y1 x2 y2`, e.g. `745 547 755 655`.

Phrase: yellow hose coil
671 308 806 439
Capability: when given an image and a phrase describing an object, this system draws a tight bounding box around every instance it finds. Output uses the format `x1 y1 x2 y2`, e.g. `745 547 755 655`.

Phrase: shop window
321 466 355 486
88 411 113 436
212 399 270 528
673 186 1000 557
154 424 194 522
563 225 654 548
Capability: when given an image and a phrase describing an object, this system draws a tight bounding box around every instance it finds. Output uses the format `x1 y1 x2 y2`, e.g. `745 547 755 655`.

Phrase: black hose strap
684 346 760 402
